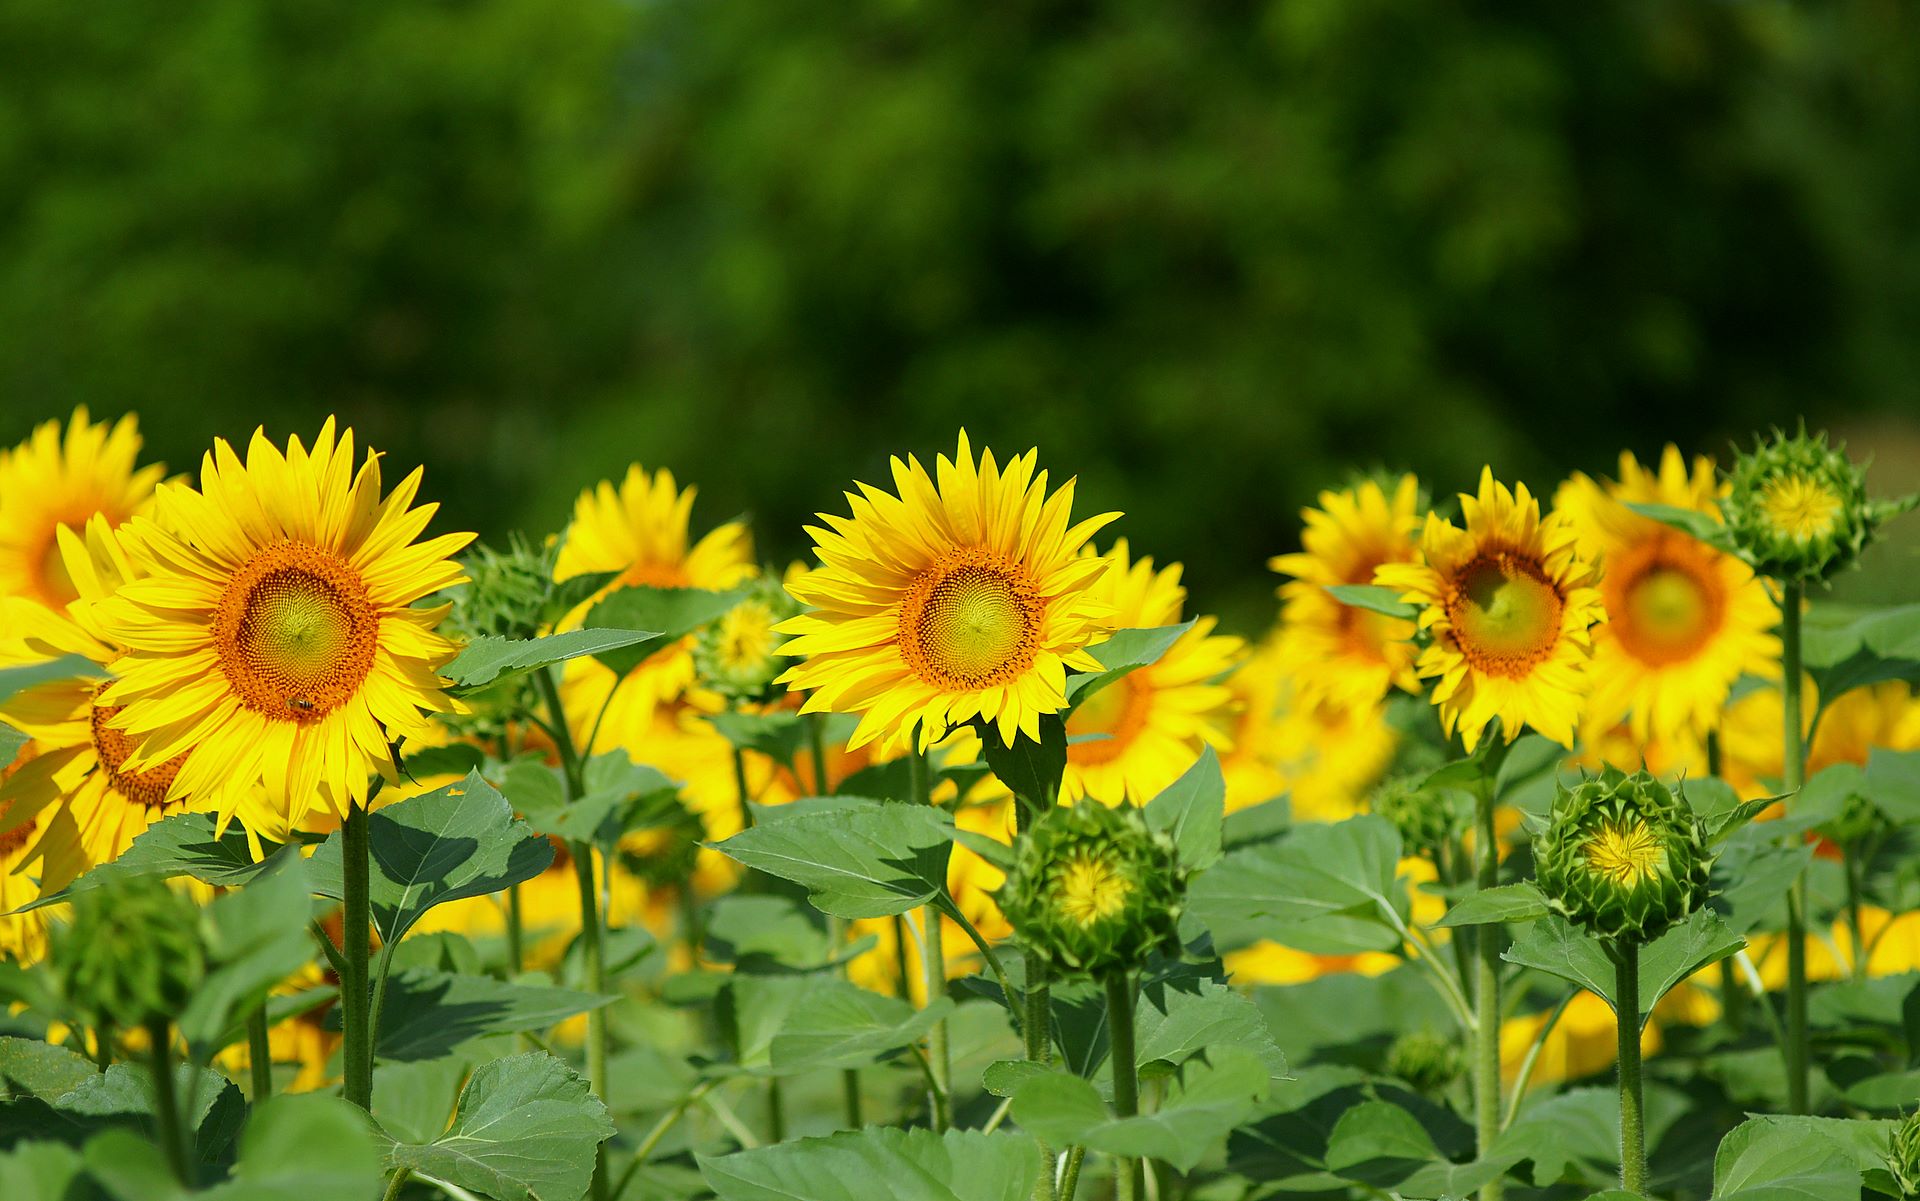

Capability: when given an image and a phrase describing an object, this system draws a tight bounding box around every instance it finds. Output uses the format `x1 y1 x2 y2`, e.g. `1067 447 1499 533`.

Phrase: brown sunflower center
1609 538 1726 667
1445 552 1565 677
0 742 41 857
1066 674 1152 766
898 550 1040 691
89 699 189 810
212 541 378 722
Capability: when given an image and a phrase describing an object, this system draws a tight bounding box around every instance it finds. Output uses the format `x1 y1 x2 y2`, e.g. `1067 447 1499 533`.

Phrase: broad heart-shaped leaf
1436 882 1549 928
585 585 745 677
1065 622 1198 706
309 771 554 944
178 853 317 1062
368 970 612 1062
0 1141 85 1200
444 627 659 690
1187 816 1407 954
1503 910 1743 1024
1866 747 1920 823
705 894 834 969
976 713 1066 808
0 655 107 704
506 751 679 851
22 811 275 909
1712 1115 1860 1201
1129 977 1288 1080
714 802 954 920
1622 500 1730 545
1011 1045 1270 1174
700 1127 1044 1201
381 1052 613 1201
1711 836 1813 935
766 982 955 1074
4 1062 244 1163
1325 583 1419 619
1145 746 1224 871
0 1038 95 1101
1801 602 1920 710
1322 1099 1511 1197
202 1093 384 1201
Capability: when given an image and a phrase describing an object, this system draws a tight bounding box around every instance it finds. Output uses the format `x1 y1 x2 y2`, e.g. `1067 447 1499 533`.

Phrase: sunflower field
2 408 1919 1201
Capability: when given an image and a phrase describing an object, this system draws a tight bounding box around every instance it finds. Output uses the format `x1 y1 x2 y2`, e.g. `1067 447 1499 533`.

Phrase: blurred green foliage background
3 0 1917 629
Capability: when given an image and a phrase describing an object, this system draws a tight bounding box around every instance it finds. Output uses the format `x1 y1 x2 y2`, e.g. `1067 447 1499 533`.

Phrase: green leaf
585 586 744 676
206 1093 385 1201
1802 603 1920 710
1636 909 1746 1018
1144 747 1225 871
0 1039 95 1103
714 802 954 920
982 1060 1052 1098
1865 747 1920 823
707 710 810 767
1504 910 1743 1023
1712 1115 1860 1201
1323 1100 1488 1193
1011 1046 1271 1173
0 724 25 771
976 714 1066 807
1187 816 1406 954
0 656 107 705
1065 622 1197 705
508 752 679 850
700 1127 1044 1201
1622 501 1729 545
381 1052 614 1201
371 970 613 1062
178 854 317 1062
705 895 833 969
767 984 955 1074
0 1141 89 1200
398 741 486 782
27 1062 246 1164
1130 977 1288 1080
1711 840 1813 935
309 771 554 944
445 628 659 690
1325 584 1419 620
1436 882 1549 928
24 812 274 909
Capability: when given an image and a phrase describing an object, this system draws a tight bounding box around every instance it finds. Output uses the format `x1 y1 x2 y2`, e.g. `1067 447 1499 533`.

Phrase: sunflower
1720 679 1920 795
1375 469 1605 752
555 465 755 744
0 408 167 613
1554 447 1778 743
0 743 85 965
778 432 1120 754
93 421 471 825
1269 475 1423 711
1216 635 1291 814
1061 541 1242 804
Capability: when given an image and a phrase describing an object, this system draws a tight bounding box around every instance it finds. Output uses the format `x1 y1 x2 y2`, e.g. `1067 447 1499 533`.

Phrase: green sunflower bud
1371 774 1457 854
1891 1108 1920 1198
1386 1029 1463 1096
616 795 706 887
52 876 206 1030
1721 428 1915 583
1817 787 1883 849
998 802 1186 978
445 535 561 643
1534 767 1710 945
693 573 800 704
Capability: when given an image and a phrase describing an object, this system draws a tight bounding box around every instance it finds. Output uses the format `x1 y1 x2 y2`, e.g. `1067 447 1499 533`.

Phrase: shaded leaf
179 853 317 1061
445 628 658 690
585 586 744 677
1188 817 1406 954
0 1039 95 1101
371 970 612 1062
714 802 953 920
1436 883 1549 928
1065 622 1197 705
1011 1046 1270 1173
700 1127 1044 1201
1712 1115 1859 1201
25 812 274 910
1325 584 1419 619
976 714 1066 808
0 656 107 705
1144 747 1224 871
1623 502 1728 545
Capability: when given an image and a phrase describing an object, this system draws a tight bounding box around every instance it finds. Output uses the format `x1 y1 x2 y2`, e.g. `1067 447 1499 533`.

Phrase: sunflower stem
380 1169 413 1201
1058 1146 1086 1201
1780 579 1809 1114
505 882 525 976
1472 780 1504 1201
1613 940 1646 1193
1013 775 1058 1200
909 751 951 1132
1104 969 1142 1201
247 1008 273 1102
807 713 833 797
1845 845 1868 982
341 799 373 1112
146 1016 191 1187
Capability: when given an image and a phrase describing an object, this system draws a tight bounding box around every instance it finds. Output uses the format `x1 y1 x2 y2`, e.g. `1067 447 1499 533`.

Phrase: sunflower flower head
1721 429 1915 583
52 874 205 1029
1535 767 1710 944
1370 773 1458 855
1890 1109 1920 1198
445 534 561 643
693 572 800 705
1374 469 1605 752
998 801 1184 978
0 407 167 613
778 432 1120 754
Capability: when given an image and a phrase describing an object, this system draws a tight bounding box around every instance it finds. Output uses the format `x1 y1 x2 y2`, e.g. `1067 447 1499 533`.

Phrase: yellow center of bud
1056 849 1130 927
1581 819 1667 887
1759 472 1843 543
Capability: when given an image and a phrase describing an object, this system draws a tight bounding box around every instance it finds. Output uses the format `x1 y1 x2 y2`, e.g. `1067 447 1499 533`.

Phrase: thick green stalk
1058 1146 1086 1201
146 1017 191 1186
247 1008 273 1102
1473 784 1504 1201
1105 970 1141 1201
1706 730 1748 1036
341 800 373 1112
506 882 526 976
811 721 863 1129
1614 942 1646 1193
1845 846 1868 982
908 752 951 1132
381 1168 413 1201
1780 580 1809 1114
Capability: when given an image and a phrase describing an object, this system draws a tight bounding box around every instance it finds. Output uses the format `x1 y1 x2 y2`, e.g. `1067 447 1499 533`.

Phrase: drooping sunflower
1376 469 1605 751
556 465 756 743
1554 447 1778 744
778 432 1120 754
1062 540 1242 804
0 408 167 613
1269 475 1424 711
94 421 472 825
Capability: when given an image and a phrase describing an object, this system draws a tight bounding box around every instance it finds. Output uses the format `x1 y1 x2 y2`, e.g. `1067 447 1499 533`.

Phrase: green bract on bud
1534 767 1710 945
692 573 800 704
999 802 1185 978
1386 1030 1463 1095
1817 788 1883 849
445 535 561 643
1371 774 1457 854
1891 1108 1920 1198
52 876 206 1029
1721 428 1915 583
